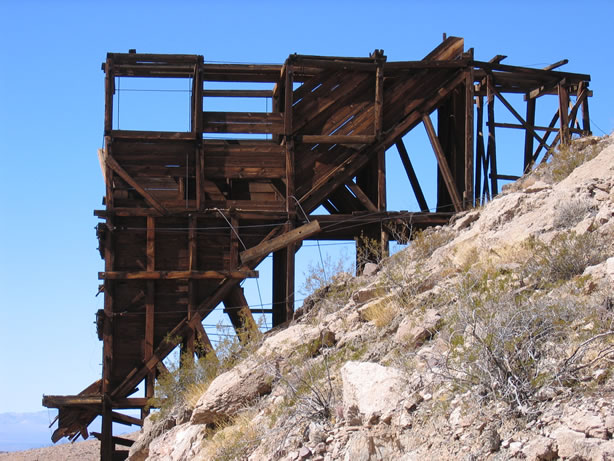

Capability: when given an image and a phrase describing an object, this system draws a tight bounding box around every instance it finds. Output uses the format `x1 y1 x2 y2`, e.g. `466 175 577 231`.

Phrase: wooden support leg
475 96 485 204
464 70 474 208
558 83 570 145
377 149 388 257
486 76 498 196
524 96 536 172
101 395 113 461
223 286 256 337
396 139 429 212
272 248 287 327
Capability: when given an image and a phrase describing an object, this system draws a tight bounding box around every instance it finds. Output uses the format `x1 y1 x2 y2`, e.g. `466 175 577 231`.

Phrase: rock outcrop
128 135 614 461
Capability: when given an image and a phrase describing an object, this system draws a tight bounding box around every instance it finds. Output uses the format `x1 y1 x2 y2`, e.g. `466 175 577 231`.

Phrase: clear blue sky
1 0 612 414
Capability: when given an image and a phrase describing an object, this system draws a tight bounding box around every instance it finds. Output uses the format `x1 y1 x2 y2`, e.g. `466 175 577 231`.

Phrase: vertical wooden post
524 95 536 172
272 249 287 327
581 83 591 135
283 60 296 324
475 96 485 204
558 83 570 145
377 149 388 257
464 69 474 209
101 395 113 461
143 216 155 419
396 139 429 212
373 50 385 139
183 215 197 363
104 56 114 135
486 75 498 196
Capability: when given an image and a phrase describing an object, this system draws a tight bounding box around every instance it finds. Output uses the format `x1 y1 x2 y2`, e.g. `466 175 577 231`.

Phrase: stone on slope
341 361 406 425
190 359 272 425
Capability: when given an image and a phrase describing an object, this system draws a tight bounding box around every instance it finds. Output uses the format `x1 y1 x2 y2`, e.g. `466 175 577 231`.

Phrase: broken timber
43 37 591 461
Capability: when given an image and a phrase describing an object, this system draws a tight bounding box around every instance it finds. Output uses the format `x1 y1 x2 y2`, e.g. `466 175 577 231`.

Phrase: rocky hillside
128 135 614 461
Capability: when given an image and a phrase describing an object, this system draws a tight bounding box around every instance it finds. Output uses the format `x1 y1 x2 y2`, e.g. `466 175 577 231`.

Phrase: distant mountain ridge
0 411 58 452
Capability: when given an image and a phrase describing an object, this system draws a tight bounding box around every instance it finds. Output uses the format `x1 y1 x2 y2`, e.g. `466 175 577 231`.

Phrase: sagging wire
289 195 327 282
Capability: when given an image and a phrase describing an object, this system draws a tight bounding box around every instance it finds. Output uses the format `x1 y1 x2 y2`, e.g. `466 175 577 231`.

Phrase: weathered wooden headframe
43 37 591 460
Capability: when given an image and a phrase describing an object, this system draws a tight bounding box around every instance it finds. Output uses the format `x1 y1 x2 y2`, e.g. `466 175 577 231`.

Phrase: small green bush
523 231 608 286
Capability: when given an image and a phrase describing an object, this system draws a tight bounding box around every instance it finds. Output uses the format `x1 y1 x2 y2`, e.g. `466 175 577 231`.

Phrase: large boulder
145 423 207 461
341 361 406 425
191 359 272 425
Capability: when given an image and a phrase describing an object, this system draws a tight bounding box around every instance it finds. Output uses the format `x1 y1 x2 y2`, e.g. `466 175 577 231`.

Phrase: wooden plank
92 431 135 446
395 140 429 212
377 148 388 256
345 181 378 212
203 89 273 98
111 412 143 427
422 114 462 212
110 130 195 140
297 135 376 145
99 270 258 280
240 220 320 264
284 62 293 136
145 215 155 408
543 59 568 71
104 154 167 215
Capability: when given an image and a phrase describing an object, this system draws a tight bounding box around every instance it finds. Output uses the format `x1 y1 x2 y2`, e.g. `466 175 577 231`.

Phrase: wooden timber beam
395 140 429 212
99 270 258 280
103 153 168 215
240 220 321 265
223 286 257 336
111 411 143 427
422 114 463 212
345 181 378 212
297 135 376 145
42 396 150 409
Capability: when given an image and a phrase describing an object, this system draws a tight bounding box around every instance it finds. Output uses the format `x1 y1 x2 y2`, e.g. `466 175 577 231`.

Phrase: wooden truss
43 37 591 460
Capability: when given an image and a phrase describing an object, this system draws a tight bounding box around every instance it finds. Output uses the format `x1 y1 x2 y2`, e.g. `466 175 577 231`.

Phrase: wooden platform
43 37 591 460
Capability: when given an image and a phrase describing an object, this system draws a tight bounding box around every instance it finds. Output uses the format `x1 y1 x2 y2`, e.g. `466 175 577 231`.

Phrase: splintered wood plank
99 270 258 280
240 220 320 264
422 114 462 212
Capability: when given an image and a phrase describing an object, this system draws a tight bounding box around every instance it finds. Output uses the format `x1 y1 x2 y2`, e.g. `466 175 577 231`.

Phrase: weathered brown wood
223 286 256 335
203 89 273 98
104 154 167 215
111 412 143 427
524 95 536 171
464 69 474 208
297 135 376 145
422 114 462 212
486 76 498 196
373 50 385 138
345 181 378 212
240 220 320 264
395 140 429 212
99 270 258 280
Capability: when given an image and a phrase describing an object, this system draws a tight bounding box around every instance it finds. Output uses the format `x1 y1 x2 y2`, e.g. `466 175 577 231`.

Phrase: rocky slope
129 135 614 461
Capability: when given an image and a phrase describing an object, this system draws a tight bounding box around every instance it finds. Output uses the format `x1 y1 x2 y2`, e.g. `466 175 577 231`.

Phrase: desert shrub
536 138 607 183
523 231 609 286
410 227 455 260
362 298 397 328
199 411 262 461
149 316 263 418
552 198 595 229
440 261 614 413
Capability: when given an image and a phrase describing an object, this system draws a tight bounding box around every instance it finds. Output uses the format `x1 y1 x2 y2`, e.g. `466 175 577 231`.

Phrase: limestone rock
522 436 557 461
394 309 442 347
191 359 272 425
128 414 176 461
341 361 406 425
145 423 207 461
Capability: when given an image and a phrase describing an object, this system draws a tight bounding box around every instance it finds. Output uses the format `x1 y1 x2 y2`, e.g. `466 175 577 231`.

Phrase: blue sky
1 0 613 417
